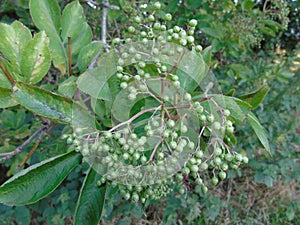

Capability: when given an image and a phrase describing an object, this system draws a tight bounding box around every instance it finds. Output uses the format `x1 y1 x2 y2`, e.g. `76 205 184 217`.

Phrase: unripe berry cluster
67 2 249 203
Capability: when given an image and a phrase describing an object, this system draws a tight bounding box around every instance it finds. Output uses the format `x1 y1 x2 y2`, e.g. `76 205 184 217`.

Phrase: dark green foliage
0 0 299 224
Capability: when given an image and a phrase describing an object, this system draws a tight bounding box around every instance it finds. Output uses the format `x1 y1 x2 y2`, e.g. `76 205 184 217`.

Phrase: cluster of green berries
65 2 249 203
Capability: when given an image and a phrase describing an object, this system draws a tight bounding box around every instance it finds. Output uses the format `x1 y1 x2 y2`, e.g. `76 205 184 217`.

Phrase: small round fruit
165 13 172 21
154 2 161 9
218 171 226 180
189 19 198 27
128 26 135 33
211 176 219 185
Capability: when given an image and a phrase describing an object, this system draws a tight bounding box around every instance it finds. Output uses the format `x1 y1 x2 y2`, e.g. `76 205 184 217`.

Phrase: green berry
173 26 180 33
187 36 195 43
218 171 226 180
214 147 223 156
242 156 249 164
195 150 204 158
153 22 161 30
128 26 135 33
190 164 199 172
148 15 155 22
211 176 219 185
165 13 172 21
221 163 229 171
195 45 203 52
224 109 231 117
134 16 141 23
201 185 208 193
189 19 198 27
213 121 221 130
182 167 190 175
120 82 128 89
154 2 161 9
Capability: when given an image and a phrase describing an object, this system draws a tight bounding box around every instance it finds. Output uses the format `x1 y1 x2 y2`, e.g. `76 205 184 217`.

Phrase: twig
0 122 50 162
67 37 72 76
101 0 110 53
0 60 14 86
88 0 111 70
18 125 50 168
86 0 119 10
108 106 161 132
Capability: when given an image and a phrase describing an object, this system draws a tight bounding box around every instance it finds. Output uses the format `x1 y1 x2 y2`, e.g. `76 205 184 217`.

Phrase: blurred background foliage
0 0 299 224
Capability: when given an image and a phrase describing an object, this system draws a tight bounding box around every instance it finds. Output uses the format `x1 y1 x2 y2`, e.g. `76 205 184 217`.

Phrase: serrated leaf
246 112 271 155
21 31 51 84
239 85 270 109
0 88 18 108
12 82 94 127
74 167 106 225
61 0 85 44
0 151 82 206
78 42 103 73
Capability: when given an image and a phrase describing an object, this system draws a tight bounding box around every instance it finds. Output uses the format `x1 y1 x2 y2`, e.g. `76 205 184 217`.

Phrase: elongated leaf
29 0 61 36
12 82 95 128
29 0 66 72
247 112 271 155
239 85 270 109
0 23 19 72
11 21 32 55
78 42 103 73
0 69 12 89
74 168 106 225
21 31 51 84
71 22 93 58
77 51 118 100
12 82 73 123
0 151 82 206
61 0 85 44
201 46 213 66
212 95 246 123
0 88 18 108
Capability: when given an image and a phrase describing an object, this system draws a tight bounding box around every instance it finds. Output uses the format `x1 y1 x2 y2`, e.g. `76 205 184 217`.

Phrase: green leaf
0 70 12 89
58 76 78 98
74 167 106 225
61 0 86 44
77 51 118 101
201 46 213 66
239 85 270 109
0 151 82 206
29 0 61 35
246 112 271 155
29 0 66 73
0 23 20 73
11 21 32 54
21 31 51 84
0 88 18 108
71 23 93 58
78 42 103 73
212 95 246 123
12 82 94 127
176 49 208 92
12 82 73 123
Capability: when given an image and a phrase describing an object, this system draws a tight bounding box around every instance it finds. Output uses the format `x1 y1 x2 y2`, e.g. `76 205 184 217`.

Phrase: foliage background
0 0 299 224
